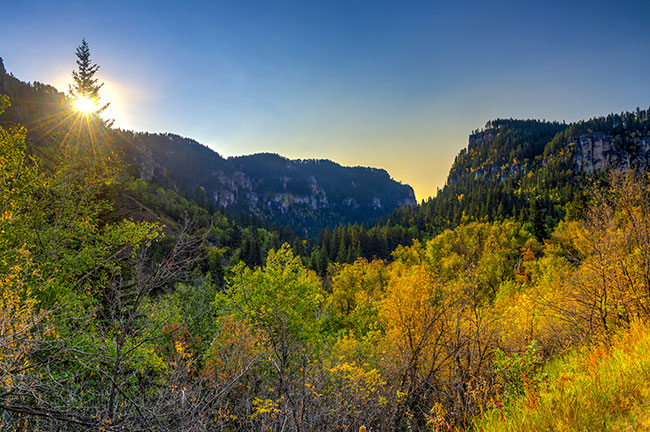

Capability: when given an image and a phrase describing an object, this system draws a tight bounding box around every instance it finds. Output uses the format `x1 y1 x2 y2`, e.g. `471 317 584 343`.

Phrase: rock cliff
116 134 415 235
571 134 650 173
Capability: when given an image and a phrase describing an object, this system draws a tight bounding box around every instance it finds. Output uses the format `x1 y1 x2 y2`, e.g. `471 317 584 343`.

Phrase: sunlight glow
55 74 138 129
73 96 98 114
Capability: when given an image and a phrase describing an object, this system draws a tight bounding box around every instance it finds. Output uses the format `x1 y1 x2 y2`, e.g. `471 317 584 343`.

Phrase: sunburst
72 96 99 115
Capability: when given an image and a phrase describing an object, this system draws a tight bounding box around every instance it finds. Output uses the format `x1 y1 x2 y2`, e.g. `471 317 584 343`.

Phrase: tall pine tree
69 39 110 118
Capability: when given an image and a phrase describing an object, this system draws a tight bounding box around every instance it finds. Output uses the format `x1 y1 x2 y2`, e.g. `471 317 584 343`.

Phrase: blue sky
2 0 650 199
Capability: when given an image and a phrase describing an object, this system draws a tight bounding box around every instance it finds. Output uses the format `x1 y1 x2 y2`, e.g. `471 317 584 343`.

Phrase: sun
72 96 98 115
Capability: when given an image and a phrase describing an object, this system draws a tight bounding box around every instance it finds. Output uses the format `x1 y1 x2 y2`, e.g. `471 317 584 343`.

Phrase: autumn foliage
3 88 650 430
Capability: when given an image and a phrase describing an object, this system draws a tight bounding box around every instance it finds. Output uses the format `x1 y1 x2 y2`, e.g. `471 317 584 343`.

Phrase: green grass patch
474 322 650 431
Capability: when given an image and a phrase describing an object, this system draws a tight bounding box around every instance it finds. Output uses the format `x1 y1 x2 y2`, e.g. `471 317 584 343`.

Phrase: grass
473 322 650 431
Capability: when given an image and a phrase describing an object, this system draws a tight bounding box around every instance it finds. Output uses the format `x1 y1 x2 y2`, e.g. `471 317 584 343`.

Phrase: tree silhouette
69 39 110 117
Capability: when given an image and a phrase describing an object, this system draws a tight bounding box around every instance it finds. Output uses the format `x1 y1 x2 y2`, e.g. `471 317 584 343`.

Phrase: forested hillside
0 57 415 237
2 45 650 432
389 110 650 237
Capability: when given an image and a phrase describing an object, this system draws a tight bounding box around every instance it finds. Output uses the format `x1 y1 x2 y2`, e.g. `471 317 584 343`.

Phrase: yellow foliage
0 245 54 387
380 264 451 381
328 361 385 401
252 397 282 418
475 321 650 431
202 315 262 385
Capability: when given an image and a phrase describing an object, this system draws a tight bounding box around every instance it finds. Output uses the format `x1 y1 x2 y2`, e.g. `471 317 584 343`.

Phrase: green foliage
423 220 531 300
157 275 219 355
216 244 324 349
0 94 179 429
492 341 544 401
313 222 417 274
528 199 547 241
328 258 388 336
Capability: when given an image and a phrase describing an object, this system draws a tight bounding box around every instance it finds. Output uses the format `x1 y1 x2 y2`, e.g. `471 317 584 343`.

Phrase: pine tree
69 39 110 117
529 199 547 241
308 251 319 272
319 244 329 276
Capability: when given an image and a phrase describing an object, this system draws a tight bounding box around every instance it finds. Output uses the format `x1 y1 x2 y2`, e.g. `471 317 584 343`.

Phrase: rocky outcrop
467 129 497 151
571 134 650 173
214 190 235 207
131 139 158 181
119 134 416 234
343 197 360 209
400 195 417 207
452 125 650 189
306 176 328 208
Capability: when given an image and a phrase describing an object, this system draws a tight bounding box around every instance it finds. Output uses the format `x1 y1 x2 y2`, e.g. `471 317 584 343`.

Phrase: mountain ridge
0 59 416 236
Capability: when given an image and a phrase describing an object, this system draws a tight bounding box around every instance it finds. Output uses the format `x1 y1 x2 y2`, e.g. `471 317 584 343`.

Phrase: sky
2 0 650 200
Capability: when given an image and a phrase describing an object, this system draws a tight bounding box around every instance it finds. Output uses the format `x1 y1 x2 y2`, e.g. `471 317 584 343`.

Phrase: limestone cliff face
118 134 415 234
210 173 329 214
210 170 254 207
400 194 418 207
571 134 650 173
131 138 158 182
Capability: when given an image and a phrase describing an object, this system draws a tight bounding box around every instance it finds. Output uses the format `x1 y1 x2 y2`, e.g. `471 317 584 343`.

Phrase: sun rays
72 95 99 115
